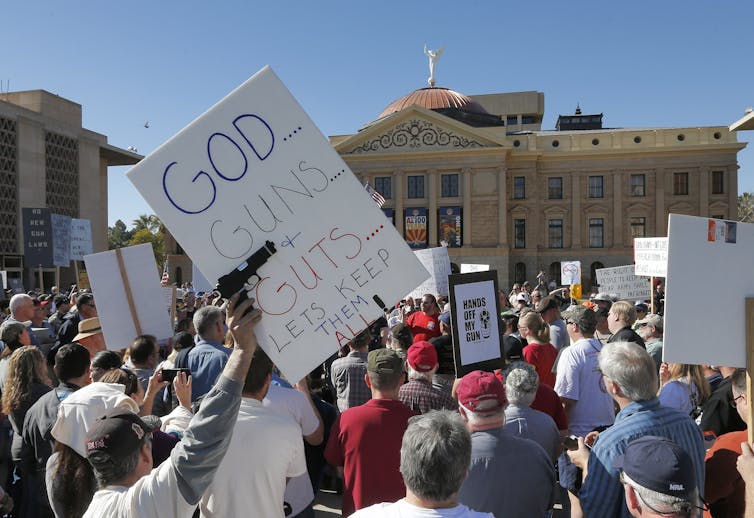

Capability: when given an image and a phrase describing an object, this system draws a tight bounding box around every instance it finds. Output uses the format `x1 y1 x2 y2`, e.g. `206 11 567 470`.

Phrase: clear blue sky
6 1 754 227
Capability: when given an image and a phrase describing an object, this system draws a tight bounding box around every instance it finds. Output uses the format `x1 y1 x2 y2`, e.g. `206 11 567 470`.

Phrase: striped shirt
330 351 370 412
579 397 705 518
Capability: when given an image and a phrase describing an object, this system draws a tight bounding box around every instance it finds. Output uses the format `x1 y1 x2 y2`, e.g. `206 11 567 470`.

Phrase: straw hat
73 317 103 342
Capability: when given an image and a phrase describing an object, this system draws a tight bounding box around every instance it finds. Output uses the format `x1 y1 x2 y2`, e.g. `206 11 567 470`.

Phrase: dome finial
424 44 444 87
575 103 582 115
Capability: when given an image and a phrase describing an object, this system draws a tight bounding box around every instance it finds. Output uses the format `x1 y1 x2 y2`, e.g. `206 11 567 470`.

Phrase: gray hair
400 410 471 502
599 341 658 402
622 472 696 517
459 401 504 426
504 361 539 407
88 442 143 487
9 294 31 316
407 364 436 383
731 368 747 396
193 305 223 339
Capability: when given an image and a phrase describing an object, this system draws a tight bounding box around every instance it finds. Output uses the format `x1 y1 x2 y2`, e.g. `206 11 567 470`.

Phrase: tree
132 214 163 233
739 192 754 223
107 219 132 250
129 228 166 268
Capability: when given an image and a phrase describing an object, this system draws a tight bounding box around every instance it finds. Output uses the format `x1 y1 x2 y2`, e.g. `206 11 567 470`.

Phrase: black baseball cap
85 408 160 461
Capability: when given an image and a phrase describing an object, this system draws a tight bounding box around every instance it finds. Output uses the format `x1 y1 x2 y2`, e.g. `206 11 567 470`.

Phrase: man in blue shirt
187 305 231 401
567 341 705 518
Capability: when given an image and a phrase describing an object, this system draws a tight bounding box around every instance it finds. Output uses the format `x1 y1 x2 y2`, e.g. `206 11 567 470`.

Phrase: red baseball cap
457 370 507 411
407 341 438 372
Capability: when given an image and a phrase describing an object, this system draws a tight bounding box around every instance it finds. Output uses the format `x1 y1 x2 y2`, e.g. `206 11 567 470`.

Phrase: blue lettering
162 161 217 215
207 132 248 181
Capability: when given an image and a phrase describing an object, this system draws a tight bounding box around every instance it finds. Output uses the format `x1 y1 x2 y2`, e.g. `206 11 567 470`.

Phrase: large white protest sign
126 67 428 383
191 263 213 293
70 219 93 260
634 237 668 277
84 244 173 351
664 215 753 367
407 247 451 300
460 263 489 273
595 265 650 300
560 261 581 285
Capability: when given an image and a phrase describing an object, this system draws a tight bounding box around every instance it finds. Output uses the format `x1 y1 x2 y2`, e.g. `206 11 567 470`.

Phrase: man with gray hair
456 370 555 517
504 361 561 462
186 305 230 401
567 341 705 518
2 293 40 346
351 410 493 517
399 341 456 414
636 314 663 371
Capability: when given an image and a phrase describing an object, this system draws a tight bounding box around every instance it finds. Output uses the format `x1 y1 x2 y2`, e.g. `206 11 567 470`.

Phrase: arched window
549 262 562 286
514 262 527 284
175 267 183 287
590 262 604 291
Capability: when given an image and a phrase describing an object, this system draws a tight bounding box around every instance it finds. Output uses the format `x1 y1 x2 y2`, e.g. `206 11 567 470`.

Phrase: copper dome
377 87 490 119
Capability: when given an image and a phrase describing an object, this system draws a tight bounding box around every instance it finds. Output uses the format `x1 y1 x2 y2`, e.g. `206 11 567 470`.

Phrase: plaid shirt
330 351 370 412
398 378 457 414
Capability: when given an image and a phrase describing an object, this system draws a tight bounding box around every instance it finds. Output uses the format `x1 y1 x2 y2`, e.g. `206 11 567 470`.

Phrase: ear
364 373 372 389
624 483 639 511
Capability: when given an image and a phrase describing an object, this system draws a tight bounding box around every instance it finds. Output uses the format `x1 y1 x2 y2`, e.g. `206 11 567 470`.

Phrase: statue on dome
424 44 444 87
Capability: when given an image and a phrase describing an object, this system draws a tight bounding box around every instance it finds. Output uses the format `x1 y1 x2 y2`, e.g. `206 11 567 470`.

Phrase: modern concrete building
0 90 140 291
332 87 745 289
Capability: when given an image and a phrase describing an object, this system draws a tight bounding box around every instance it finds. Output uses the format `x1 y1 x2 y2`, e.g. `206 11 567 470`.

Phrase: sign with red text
126 67 429 383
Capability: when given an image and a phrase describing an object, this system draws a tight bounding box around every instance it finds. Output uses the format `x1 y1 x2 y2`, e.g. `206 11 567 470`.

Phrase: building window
441 174 460 198
711 171 724 194
513 176 526 199
673 172 689 195
588 176 604 198
407 175 425 198
630 217 646 238
549 262 562 285
630 174 645 196
548 177 563 199
589 218 604 248
507 115 518 125
175 267 183 286
548 219 563 248
514 262 527 284
522 115 537 124
374 176 392 199
514 219 526 248
590 261 604 290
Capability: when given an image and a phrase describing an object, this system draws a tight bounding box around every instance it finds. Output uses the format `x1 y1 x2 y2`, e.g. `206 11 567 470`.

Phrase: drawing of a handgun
215 241 277 308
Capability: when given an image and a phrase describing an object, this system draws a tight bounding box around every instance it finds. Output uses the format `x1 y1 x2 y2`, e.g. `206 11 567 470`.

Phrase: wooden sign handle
115 249 143 337
746 298 754 445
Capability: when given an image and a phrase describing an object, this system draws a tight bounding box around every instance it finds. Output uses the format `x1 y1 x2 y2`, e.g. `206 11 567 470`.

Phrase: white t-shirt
263 384 320 515
352 499 494 517
554 337 615 436
200 398 306 518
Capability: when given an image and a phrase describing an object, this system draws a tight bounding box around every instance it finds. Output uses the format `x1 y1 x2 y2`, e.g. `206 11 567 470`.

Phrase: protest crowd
0 271 751 518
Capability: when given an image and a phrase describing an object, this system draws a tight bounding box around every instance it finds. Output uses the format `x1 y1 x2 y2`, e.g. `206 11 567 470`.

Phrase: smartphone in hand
162 368 191 383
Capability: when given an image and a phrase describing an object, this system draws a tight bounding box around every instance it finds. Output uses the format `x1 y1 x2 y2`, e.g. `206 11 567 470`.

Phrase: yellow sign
570 283 582 300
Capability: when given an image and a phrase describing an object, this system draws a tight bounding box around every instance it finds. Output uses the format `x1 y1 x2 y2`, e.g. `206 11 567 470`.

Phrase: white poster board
0 271 6 290
595 265 650 300
70 219 93 260
126 66 429 383
84 244 173 350
460 263 489 273
162 286 177 324
407 247 451 300
560 261 582 286
664 215 752 367
191 263 213 293
634 237 668 277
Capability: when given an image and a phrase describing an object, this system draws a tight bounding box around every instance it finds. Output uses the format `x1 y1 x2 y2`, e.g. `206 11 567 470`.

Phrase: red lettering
330 227 362 260
254 276 297 316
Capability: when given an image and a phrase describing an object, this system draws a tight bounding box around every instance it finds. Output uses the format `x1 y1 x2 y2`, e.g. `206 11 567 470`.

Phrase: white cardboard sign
407 247 451 300
460 264 489 273
126 67 428 383
191 263 213 294
664 215 752 367
84 244 173 350
560 261 582 286
595 265 650 300
70 219 93 261
634 237 668 277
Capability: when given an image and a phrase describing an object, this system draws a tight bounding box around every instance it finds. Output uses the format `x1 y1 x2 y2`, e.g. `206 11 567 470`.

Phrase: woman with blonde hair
518 311 557 387
658 362 710 418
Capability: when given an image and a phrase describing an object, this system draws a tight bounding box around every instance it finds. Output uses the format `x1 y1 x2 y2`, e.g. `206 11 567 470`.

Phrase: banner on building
22 208 54 267
438 207 462 247
595 265 650 300
404 208 428 249
70 219 94 261
125 66 429 384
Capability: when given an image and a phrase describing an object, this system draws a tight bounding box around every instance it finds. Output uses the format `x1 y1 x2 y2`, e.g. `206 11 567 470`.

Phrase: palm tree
132 214 163 233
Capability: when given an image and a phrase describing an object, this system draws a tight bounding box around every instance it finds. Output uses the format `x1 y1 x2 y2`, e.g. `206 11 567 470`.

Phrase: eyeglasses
731 394 745 408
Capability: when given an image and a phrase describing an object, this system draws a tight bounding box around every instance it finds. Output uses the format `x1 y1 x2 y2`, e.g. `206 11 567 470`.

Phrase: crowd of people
0 272 750 518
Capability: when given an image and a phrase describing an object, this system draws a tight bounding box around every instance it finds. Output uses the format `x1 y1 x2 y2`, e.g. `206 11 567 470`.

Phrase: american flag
364 183 386 207
160 261 169 287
